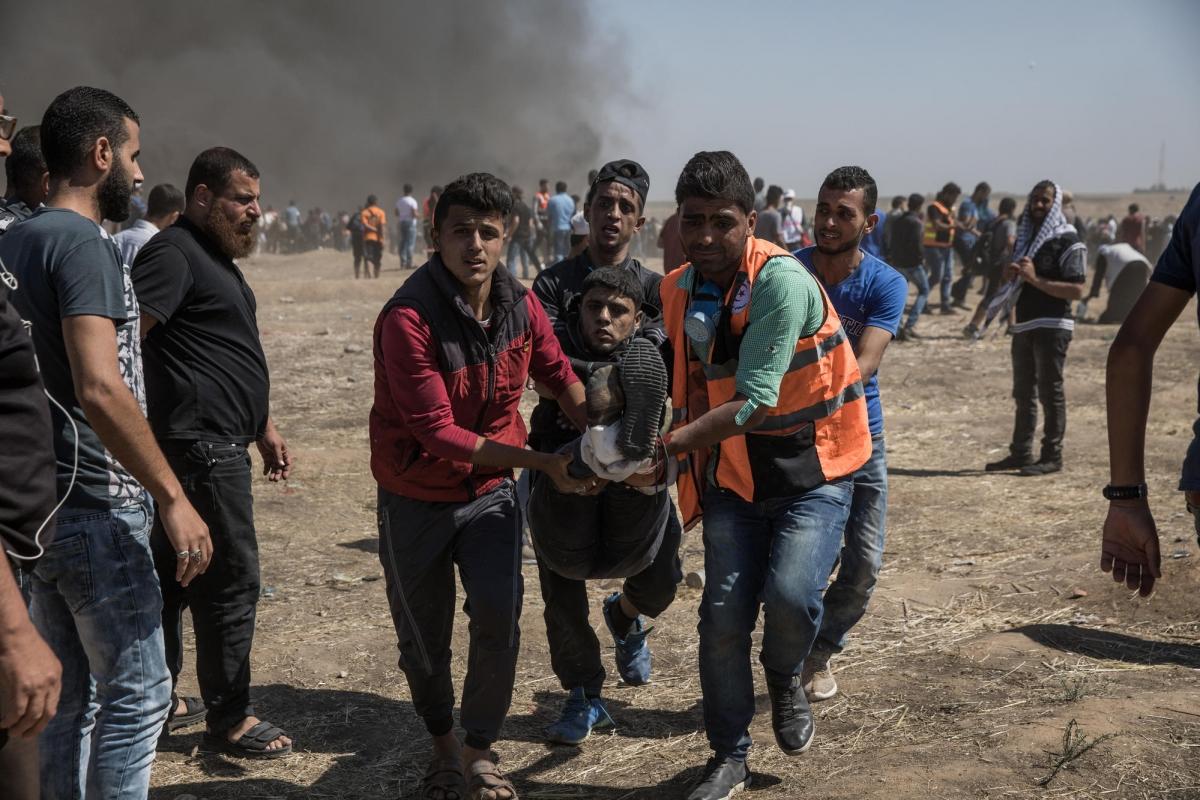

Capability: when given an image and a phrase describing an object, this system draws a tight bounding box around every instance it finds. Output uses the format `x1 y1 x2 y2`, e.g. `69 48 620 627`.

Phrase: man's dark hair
185 146 259 201
753 176 765 192
581 265 642 307
40 86 139 179
431 185 443 195
937 181 961 202
821 166 878 214
891 195 905 209
974 181 991 195
366 194 377 206
538 178 548 187
675 150 755 214
5 126 46 190
1129 202 1139 213
907 193 925 211
765 184 783 206
511 185 524 197
998 196 1017 215
555 180 568 193
147 183 185 218
403 183 413 194
433 172 513 230
1031 179 1055 198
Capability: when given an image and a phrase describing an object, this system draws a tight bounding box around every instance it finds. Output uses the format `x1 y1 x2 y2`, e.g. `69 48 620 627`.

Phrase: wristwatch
1102 483 1148 501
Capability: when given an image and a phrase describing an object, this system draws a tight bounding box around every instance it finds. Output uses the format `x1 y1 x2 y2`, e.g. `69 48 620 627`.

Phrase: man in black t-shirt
985 181 1086 476
132 147 294 758
505 185 540 279
529 160 683 745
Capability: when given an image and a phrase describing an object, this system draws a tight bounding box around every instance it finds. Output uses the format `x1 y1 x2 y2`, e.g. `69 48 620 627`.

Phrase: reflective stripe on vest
922 201 955 247
660 237 872 528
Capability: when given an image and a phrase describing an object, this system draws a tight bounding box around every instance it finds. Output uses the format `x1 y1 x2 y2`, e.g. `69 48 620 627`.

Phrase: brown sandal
422 756 466 800
466 759 518 800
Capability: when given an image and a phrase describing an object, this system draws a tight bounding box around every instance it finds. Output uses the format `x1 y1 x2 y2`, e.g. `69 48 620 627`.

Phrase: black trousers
529 475 682 695
1010 328 1072 462
377 482 522 751
152 441 260 734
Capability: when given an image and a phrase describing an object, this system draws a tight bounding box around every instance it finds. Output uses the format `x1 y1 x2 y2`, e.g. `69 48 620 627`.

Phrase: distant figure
781 188 806 252
923 181 961 314
284 200 301 252
985 181 1086 477
535 178 552 260
1118 203 1146 252
347 205 365 278
113 182 184 265
124 182 146 230
395 183 419 269
1088 242 1151 324
892 193 929 341
1 125 48 229
505 185 540 279
962 195 1018 338
547 180 574 261
754 184 785 247
658 210 685 272
360 194 386 278
880 195 906 262
752 175 766 211
950 181 993 308
422 185 441 257
1147 216 1171 263
1101 182 1200 599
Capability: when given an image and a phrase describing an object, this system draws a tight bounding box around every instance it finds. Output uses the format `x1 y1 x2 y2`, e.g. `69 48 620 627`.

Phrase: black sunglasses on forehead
0 115 16 140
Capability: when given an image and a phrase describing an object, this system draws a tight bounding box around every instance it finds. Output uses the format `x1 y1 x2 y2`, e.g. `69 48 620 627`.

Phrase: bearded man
132 147 294 758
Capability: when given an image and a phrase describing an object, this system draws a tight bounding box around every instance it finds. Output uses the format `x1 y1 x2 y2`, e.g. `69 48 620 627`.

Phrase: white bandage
579 423 651 482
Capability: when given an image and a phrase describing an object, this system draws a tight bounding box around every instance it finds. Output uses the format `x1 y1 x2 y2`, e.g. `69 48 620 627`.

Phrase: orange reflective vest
922 200 955 247
660 237 871 530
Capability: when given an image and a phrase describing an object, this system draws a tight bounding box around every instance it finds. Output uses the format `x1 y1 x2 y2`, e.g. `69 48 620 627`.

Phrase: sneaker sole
696 775 751 800
806 683 838 702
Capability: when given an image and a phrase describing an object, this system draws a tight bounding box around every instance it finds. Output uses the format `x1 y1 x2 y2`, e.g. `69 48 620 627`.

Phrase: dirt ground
150 221 1200 799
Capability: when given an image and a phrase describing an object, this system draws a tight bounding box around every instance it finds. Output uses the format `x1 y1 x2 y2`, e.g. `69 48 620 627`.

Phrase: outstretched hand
1100 502 1162 597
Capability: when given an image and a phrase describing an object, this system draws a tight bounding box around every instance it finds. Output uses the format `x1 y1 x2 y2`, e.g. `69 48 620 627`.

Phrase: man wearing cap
529 159 684 736
781 189 805 252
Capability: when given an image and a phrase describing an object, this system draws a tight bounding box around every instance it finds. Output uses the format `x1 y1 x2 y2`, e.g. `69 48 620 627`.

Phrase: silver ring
176 550 190 559
188 550 203 561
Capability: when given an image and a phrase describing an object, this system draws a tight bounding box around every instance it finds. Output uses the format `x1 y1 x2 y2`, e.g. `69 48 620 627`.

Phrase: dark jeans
1010 328 1072 462
529 476 682 695
377 482 522 751
698 481 852 761
899 265 930 329
152 441 260 735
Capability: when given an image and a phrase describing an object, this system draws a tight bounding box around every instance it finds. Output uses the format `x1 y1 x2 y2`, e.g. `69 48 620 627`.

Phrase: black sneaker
1020 460 1062 476
686 756 750 800
985 453 1034 472
904 326 921 339
767 675 815 755
939 305 958 315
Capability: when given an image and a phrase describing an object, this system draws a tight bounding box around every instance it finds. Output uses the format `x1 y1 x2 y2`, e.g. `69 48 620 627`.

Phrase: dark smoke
0 1 628 210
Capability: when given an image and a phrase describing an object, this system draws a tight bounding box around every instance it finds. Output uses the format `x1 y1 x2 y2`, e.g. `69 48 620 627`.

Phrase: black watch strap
1103 483 1148 500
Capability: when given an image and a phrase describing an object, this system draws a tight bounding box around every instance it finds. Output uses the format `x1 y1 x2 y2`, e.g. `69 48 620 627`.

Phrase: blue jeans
698 480 852 761
31 500 171 800
399 220 417 267
553 229 571 262
815 434 887 654
924 247 954 309
1180 414 1200 492
900 265 930 329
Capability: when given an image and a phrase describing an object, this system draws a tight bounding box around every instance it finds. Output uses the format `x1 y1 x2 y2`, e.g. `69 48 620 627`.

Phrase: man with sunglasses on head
131 147 293 759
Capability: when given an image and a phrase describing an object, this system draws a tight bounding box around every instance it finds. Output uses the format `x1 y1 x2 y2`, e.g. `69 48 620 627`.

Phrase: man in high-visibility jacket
656 151 872 800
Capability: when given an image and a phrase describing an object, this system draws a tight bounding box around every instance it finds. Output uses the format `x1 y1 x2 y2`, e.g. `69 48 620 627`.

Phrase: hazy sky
605 0 1200 201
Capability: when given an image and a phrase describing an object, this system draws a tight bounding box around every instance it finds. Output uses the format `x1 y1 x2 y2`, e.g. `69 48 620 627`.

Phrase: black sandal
201 720 293 759
167 696 206 732
422 756 467 800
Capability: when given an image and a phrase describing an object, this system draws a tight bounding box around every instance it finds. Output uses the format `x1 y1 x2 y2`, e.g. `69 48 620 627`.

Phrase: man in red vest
656 151 871 800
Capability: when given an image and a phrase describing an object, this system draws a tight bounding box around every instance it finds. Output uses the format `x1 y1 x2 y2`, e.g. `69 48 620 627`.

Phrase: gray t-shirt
0 207 146 510
988 218 1017 267
755 208 782 244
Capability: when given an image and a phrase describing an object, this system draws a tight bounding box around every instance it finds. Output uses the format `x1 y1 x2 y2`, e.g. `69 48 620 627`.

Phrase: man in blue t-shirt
1102 182 1200 598
951 181 994 308
546 181 575 261
793 166 907 702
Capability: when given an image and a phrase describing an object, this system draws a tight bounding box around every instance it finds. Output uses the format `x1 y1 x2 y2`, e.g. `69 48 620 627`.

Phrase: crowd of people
0 82 1197 800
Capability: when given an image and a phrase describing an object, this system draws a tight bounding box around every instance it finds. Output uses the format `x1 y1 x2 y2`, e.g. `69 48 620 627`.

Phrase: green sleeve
733 257 826 425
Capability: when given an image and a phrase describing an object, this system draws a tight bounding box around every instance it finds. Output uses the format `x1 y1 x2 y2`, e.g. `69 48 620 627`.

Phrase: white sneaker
801 651 838 702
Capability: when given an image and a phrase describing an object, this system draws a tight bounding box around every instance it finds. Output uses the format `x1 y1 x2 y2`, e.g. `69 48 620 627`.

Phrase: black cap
593 159 649 205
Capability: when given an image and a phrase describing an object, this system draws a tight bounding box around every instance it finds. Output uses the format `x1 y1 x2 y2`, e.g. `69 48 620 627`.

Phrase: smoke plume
0 1 628 211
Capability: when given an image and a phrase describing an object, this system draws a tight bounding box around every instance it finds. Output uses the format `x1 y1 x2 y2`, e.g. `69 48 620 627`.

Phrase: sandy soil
150 236 1200 800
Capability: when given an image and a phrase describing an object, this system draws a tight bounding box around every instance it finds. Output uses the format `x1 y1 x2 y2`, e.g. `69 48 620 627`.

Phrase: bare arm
0 557 60 737
664 395 768 458
854 325 894 383
63 315 211 585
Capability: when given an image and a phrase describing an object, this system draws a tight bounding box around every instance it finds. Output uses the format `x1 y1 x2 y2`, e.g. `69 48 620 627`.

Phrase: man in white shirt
395 183 420 269
781 188 806 251
113 182 184 265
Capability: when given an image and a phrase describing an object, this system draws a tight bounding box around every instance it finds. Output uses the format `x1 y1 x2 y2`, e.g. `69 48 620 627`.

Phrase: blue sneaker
544 687 615 745
602 591 653 685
